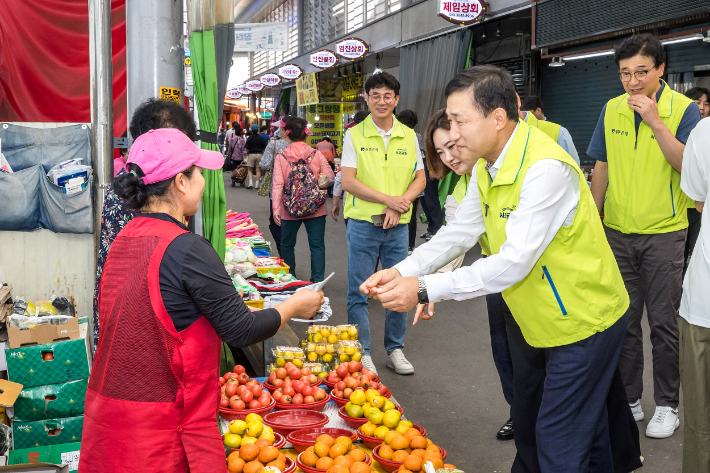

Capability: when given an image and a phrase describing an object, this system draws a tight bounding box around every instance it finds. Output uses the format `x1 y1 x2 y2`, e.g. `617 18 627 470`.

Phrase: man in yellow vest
587 33 701 439
361 65 630 471
341 71 425 376
520 95 580 165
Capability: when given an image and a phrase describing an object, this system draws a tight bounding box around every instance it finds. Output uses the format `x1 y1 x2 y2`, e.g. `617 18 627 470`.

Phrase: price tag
159 86 182 104
61 450 80 471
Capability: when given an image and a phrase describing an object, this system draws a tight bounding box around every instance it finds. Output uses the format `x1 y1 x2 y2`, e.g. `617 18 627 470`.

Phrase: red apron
80 217 225 473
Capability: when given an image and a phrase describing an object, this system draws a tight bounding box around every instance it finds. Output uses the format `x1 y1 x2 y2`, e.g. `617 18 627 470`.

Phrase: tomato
291 380 303 393
248 384 262 397
225 383 238 397
272 379 284 388
310 375 318 385
378 384 388 395
304 395 315 404
237 373 249 385
249 400 261 409
292 394 304 405
283 378 292 386
349 361 363 373
240 390 254 403
301 368 311 377
314 388 327 401
370 381 379 389
288 368 302 380
343 388 353 399
276 368 288 380
273 390 282 402
283 386 295 397
258 393 271 405
226 377 239 385
336 365 349 378
302 385 314 397
268 373 277 382
219 398 230 408
223 373 232 382
281 395 292 404
336 381 346 391
344 377 358 389
328 375 340 384
232 398 246 410
220 378 226 386
236 385 246 396
284 362 295 372
233 365 246 375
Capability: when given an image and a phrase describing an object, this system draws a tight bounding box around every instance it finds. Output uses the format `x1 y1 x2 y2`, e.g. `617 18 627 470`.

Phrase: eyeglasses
368 93 395 104
619 67 656 82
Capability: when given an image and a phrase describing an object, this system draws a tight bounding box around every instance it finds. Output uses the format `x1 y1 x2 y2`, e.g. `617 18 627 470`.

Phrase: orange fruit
398 469 414 473
243 461 264 473
334 456 353 468
315 442 331 458
329 443 347 458
258 446 279 464
301 451 319 467
317 434 335 447
326 466 349 473
403 429 421 441
443 464 457 470
228 451 241 461
278 453 287 463
378 445 394 460
267 460 286 471
424 446 442 459
409 437 427 450
426 439 433 447
390 436 409 451
305 447 315 455
392 451 409 463
240 444 260 462
404 455 422 472
255 439 271 450
335 436 353 452
410 449 426 457
228 457 246 473
316 457 335 470
350 461 371 473
348 449 367 463
422 457 443 470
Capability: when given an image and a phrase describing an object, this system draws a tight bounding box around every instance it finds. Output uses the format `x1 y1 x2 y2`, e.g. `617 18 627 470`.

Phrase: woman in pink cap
80 128 324 473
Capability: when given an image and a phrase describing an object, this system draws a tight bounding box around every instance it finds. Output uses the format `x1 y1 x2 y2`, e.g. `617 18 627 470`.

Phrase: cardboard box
9 442 80 473
6 340 89 388
6 320 80 351
0 463 68 472
13 380 87 422
12 416 83 450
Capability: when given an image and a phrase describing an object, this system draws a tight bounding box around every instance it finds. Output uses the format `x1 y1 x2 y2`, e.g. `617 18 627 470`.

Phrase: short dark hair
232 121 239 129
424 109 452 179
396 110 418 129
521 96 544 114
353 111 370 124
260 125 269 133
364 72 400 96
129 98 197 141
321 136 332 143
685 87 710 101
615 33 665 68
283 116 308 142
114 164 196 211
444 65 519 122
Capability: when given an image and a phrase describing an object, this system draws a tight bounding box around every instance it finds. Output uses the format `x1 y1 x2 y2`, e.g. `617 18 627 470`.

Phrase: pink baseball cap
271 118 286 127
126 128 224 184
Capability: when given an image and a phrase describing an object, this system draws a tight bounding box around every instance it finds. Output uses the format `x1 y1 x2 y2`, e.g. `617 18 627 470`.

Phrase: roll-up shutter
665 39 710 73
485 58 531 101
541 55 624 166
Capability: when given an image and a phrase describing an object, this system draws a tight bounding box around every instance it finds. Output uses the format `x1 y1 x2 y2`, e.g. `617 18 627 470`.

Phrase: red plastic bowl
287 427 358 453
297 451 372 473
264 378 323 392
274 394 331 412
372 444 446 473
337 405 403 429
356 423 427 449
229 432 286 453
282 455 297 473
321 378 337 388
262 409 329 437
331 388 391 407
219 396 275 421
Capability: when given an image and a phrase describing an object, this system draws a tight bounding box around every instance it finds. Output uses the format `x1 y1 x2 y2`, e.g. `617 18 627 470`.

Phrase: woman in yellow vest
362 66 635 472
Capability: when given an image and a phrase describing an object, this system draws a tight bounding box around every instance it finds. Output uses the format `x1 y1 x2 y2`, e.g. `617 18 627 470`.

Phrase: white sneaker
645 406 679 438
630 400 644 421
255 180 260 188
386 349 414 375
361 355 377 375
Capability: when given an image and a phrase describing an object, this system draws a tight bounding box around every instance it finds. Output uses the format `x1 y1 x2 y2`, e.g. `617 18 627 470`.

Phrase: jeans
486 293 514 416
280 216 326 282
346 219 409 355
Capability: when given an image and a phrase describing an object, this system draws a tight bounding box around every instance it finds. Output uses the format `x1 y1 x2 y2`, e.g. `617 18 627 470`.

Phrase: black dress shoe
419 232 432 240
496 418 514 441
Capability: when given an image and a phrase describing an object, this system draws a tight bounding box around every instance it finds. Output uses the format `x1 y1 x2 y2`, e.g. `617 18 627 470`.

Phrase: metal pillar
126 0 184 143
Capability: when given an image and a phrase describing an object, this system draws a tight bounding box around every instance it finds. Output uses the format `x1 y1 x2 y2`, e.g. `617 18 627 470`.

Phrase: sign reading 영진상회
307 103 343 149
438 0 487 25
296 73 319 106
335 38 369 60
234 23 288 51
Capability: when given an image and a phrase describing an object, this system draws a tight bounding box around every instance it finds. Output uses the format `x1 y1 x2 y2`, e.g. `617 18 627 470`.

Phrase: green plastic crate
6 339 89 388
12 416 84 450
13 379 88 422
8 442 81 472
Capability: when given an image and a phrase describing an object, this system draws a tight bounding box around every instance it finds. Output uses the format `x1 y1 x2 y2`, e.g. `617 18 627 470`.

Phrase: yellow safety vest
344 117 419 224
524 113 561 142
602 80 694 233
476 122 629 348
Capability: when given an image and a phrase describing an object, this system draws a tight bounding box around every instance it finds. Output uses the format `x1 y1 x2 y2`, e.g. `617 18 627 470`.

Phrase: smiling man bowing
361 66 631 472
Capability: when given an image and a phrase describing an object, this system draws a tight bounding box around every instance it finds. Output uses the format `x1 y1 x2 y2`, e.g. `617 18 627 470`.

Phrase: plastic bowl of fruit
372 445 447 473
287 428 358 453
219 396 276 421
296 450 372 473
262 409 329 437
274 393 331 412
337 405 403 429
264 377 322 392
356 423 427 449
229 432 287 453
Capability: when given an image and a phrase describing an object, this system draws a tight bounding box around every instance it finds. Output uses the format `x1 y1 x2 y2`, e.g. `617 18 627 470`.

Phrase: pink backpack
282 151 327 218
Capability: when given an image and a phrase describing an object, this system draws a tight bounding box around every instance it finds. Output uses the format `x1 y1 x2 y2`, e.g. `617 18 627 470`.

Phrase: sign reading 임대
438 0 487 25
159 86 182 104
261 73 281 87
307 103 343 149
237 84 251 95
234 23 288 51
335 38 369 60
278 64 303 80
296 73 319 106
247 80 264 92
310 50 339 69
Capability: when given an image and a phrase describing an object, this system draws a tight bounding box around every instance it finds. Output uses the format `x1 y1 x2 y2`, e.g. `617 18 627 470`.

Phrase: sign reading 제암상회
438 0 487 25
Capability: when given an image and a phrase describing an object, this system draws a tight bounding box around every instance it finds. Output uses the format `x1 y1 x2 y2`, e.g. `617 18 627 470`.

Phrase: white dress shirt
394 124 581 303
341 115 423 170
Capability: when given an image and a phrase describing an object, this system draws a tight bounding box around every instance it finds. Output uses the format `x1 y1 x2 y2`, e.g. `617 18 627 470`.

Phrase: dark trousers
684 207 702 278
268 199 282 256
503 302 641 473
280 215 326 282
421 160 444 234
605 226 685 407
408 198 420 250
485 293 514 416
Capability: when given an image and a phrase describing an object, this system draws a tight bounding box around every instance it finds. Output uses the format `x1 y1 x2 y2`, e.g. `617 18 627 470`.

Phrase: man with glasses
341 72 426 375
588 33 701 439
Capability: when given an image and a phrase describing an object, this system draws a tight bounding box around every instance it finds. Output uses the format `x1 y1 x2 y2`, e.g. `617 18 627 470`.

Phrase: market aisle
224 173 683 472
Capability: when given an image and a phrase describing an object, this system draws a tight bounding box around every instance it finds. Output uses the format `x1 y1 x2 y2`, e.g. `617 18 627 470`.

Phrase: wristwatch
417 277 429 304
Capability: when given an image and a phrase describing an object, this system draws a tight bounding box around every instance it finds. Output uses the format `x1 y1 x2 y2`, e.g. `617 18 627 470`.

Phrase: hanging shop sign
226 88 242 100
335 38 369 60
234 23 288 51
342 74 364 102
296 73 319 106
310 50 339 69
438 0 487 25
247 80 264 92
307 103 343 149
278 64 303 81
237 84 251 95
261 73 281 87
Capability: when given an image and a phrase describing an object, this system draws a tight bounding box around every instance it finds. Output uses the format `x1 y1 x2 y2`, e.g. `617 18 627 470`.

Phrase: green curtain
190 30 227 261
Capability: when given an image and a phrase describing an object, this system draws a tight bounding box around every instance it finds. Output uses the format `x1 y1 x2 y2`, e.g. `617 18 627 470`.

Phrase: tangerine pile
227 438 287 473
300 434 371 473
376 428 455 473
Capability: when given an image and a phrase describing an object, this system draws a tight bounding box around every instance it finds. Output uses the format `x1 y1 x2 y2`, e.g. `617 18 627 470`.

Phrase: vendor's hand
331 202 340 222
274 214 281 226
375 276 419 313
413 302 434 325
288 288 325 320
385 195 411 214
627 93 661 128
383 208 401 229
360 268 402 299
